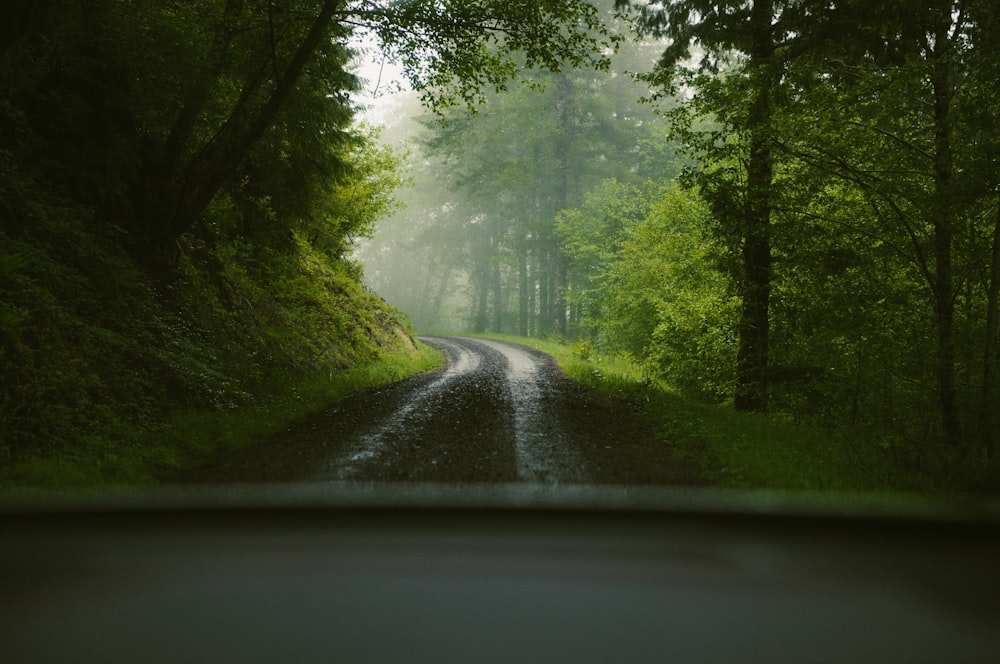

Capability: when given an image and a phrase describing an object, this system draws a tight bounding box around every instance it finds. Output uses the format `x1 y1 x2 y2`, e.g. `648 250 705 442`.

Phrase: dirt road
193 337 701 486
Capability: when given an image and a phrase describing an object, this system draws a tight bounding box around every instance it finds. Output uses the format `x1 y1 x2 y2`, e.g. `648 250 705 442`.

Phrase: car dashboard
2 485 999 663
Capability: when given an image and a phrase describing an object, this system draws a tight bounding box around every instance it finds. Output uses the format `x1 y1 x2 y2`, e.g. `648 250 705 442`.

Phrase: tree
3 0 616 268
617 1 901 414
965 1 1000 457
773 0 999 450
617 0 789 412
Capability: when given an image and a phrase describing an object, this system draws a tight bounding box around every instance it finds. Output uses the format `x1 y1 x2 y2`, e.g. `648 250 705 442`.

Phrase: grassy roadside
484 334 881 493
0 342 444 491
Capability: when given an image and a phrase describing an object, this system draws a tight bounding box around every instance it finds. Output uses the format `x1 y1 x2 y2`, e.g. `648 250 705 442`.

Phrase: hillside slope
0 208 432 487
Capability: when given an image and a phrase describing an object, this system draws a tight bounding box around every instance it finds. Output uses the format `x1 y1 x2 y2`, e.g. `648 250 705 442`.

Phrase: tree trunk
431 264 452 324
139 0 342 264
491 229 503 332
518 237 529 336
980 198 1000 456
474 265 489 333
158 0 243 182
527 251 537 337
551 249 567 337
551 74 571 336
734 0 775 413
930 8 962 447
538 242 551 337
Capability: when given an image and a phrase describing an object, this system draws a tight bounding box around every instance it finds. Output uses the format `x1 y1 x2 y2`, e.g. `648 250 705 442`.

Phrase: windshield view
5 2 1000 663
2 0 997 497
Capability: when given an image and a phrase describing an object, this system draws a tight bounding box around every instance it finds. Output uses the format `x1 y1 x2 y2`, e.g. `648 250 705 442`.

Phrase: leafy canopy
350 0 621 109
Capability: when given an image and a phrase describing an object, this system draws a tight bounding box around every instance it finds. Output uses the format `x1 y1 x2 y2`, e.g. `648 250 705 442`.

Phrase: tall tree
618 0 901 413
966 0 1000 456
618 0 788 411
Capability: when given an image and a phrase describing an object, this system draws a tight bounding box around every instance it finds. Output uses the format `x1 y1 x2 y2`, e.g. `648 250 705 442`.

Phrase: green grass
483 334 880 493
0 342 444 491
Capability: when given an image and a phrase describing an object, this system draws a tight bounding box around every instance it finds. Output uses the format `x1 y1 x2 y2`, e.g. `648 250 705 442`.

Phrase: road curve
189 337 702 486
314 336 588 484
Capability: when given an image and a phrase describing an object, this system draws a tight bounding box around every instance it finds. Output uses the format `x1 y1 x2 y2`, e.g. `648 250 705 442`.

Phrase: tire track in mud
469 338 587 483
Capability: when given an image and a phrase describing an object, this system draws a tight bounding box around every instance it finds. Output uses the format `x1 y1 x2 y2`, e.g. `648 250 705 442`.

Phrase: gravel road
190 337 701 486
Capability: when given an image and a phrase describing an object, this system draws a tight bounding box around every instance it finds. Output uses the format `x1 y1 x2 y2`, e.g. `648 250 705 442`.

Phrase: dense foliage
363 1 1000 489
615 0 1000 486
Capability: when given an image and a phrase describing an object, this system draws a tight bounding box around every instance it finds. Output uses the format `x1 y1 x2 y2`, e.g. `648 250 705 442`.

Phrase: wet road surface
191 337 701 486
314 337 588 484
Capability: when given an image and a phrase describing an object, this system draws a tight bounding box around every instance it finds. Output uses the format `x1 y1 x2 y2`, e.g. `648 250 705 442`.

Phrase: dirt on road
186 337 703 486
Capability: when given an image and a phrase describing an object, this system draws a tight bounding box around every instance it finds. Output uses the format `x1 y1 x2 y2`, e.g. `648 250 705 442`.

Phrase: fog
353 37 675 335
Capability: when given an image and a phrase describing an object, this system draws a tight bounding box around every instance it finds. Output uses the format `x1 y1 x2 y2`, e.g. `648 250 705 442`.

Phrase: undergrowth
0 343 442 490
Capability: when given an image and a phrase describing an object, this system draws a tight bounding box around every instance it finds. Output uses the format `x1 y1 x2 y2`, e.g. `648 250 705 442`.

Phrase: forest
1 0 998 490
363 0 1000 489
